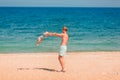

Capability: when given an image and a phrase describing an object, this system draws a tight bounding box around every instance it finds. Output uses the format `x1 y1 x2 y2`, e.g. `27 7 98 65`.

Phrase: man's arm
44 32 63 38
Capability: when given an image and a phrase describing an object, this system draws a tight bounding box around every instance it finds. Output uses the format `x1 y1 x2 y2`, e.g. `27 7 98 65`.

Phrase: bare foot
61 70 66 72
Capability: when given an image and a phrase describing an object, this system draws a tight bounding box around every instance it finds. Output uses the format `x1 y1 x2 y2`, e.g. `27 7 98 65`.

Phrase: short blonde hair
62 26 68 31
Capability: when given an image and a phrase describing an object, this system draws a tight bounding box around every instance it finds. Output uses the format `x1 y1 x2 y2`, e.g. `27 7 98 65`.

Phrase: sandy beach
0 52 120 80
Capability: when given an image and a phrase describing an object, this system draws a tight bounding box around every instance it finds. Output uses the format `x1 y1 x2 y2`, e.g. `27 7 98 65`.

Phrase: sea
0 7 120 53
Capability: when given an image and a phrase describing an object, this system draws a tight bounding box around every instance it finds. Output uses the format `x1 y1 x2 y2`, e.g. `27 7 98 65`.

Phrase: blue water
0 7 120 53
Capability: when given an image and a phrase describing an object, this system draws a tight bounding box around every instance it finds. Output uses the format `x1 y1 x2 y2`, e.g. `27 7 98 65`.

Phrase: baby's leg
36 37 42 46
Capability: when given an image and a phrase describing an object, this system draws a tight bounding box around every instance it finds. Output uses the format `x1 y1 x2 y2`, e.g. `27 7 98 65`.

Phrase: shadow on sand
17 67 59 72
17 68 30 70
34 68 59 72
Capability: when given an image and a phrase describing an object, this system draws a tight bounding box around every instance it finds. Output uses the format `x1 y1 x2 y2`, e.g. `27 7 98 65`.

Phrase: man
36 26 68 72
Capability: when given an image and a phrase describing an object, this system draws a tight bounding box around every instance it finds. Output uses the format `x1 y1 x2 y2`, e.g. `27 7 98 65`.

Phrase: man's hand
43 31 49 36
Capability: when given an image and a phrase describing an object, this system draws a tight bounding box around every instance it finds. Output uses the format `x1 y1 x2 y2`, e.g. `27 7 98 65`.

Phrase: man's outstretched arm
44 32 63 38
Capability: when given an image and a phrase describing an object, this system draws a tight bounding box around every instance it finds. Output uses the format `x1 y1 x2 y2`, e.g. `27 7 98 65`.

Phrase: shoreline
0 51 120 54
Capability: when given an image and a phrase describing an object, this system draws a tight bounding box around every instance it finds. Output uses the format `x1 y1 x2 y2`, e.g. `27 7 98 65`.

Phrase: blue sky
0 0 120 7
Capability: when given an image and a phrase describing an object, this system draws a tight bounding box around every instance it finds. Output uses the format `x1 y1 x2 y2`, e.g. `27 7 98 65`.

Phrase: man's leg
58 56 65 72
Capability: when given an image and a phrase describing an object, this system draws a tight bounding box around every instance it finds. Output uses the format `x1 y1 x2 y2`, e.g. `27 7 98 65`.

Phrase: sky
0 0 120 7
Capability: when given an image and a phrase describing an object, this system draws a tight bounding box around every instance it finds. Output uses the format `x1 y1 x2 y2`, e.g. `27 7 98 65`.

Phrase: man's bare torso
61 33 68 46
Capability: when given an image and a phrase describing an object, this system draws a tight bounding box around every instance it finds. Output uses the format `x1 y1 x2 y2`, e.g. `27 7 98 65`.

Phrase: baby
36 32 48 46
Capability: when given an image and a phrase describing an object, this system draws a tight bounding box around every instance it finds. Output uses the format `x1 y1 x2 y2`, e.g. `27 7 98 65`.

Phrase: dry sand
0 52 120 80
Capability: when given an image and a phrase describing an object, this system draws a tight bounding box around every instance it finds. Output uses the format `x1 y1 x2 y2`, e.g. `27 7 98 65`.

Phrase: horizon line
0 5 120 8
0 6 120 8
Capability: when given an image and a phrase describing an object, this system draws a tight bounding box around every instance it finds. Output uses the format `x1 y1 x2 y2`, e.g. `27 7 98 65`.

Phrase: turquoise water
0 7 120 53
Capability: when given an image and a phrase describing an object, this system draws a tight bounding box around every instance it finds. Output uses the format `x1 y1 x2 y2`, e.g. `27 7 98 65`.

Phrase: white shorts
59 46 67 56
